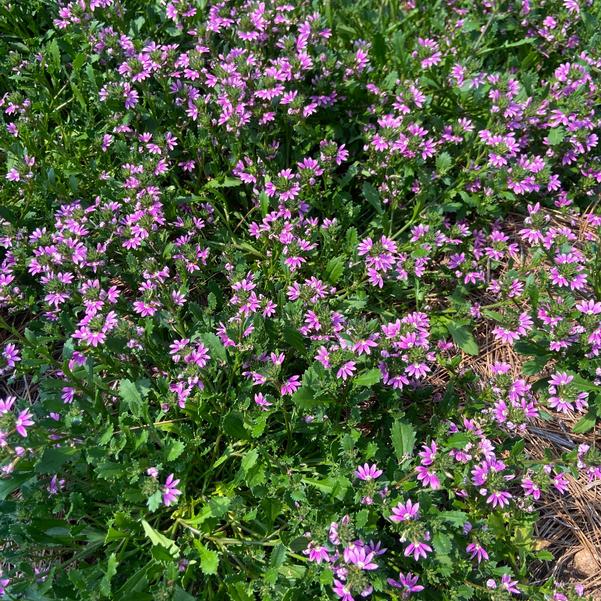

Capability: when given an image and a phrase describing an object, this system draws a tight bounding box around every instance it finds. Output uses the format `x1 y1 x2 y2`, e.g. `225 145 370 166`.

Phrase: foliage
0 0 600 600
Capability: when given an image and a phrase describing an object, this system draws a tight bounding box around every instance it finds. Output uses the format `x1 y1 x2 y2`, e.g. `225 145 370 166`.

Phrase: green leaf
36 446 78 474
391 420 416 461
194 541 219 575
436 151 453 174
0 472 33 500
166 440 186 462
173 587 196 601
241 448 259 475
522 354 549 375
205 176 241 188
438 510 468 526
447 432 470 449
141 520 179 558
282 325 306 355
99 553 119 598
324 256 345 284
118 378 150 418
572 412 596 434
361 182 383 214
146 491 162 513
208 496 231 518
291 386 317 409
302 476 350 500
47 39 61 73
447 323 479 355
432 531 452 555
223 412 249 440
197 332 226 362
547 127 565 146
354 368 381 387
269 543 287 570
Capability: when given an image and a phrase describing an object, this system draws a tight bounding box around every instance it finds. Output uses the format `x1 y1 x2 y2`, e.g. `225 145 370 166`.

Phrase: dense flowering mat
1 0 601 599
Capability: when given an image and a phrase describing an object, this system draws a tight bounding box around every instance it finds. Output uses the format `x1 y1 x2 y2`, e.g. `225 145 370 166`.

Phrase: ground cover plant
1 0 601 599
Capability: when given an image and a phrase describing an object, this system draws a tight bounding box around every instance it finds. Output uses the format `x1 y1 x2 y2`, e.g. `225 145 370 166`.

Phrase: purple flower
390 499 419 522
355 463 382 481
466 542 489 563
404 538 432 560
501 574 520 594
336 361 356 381
305 544 330 564
415 466 441 489
254 393 272 410
15 409 34 437
344 545 378 570
521 477 541 500
2 343 20 368
387 571 424 594
333 579 353 601
162 473 182 507
280 375 301 396
485 490 512 508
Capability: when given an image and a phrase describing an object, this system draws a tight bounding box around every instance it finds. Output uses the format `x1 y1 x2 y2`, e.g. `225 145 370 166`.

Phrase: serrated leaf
223 412 249 440
47 39 61 73
269 543 287 569
361 182 383 214
208 496 231 518
118 379 150 418
166 440 186 462
197 332 226 362
36 446 78 474
194 541 219 575
447 323 479 355
447 432 470 449
436 151 452 174
438 510 468 526
572 413 596 434
391 420 416 461
146 490 162 513
548 127 564 145
291 386 318 409
282 325 306 355
241 448 259 474
0 472 33 501
99 553 118 598
354 368 381 387
173 586 196 601
141 520 179 558
324 256 345 284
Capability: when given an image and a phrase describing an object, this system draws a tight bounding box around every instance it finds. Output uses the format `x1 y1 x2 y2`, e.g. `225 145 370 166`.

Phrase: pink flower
521 478 541 500
390 498 419 522
344 546 378 570
416 465 441 489
576 300 601 315
162 473 182 507
332 580 353 601
387 571 424 594
354 463 383 481
305 543 330 564
254 393 272 410
501 574 520 594
404 538 432 560
2 343 20 368
280 375 301 396
336 361 356 381
15 409 34 437
486 490 512 508
466 542 489 563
